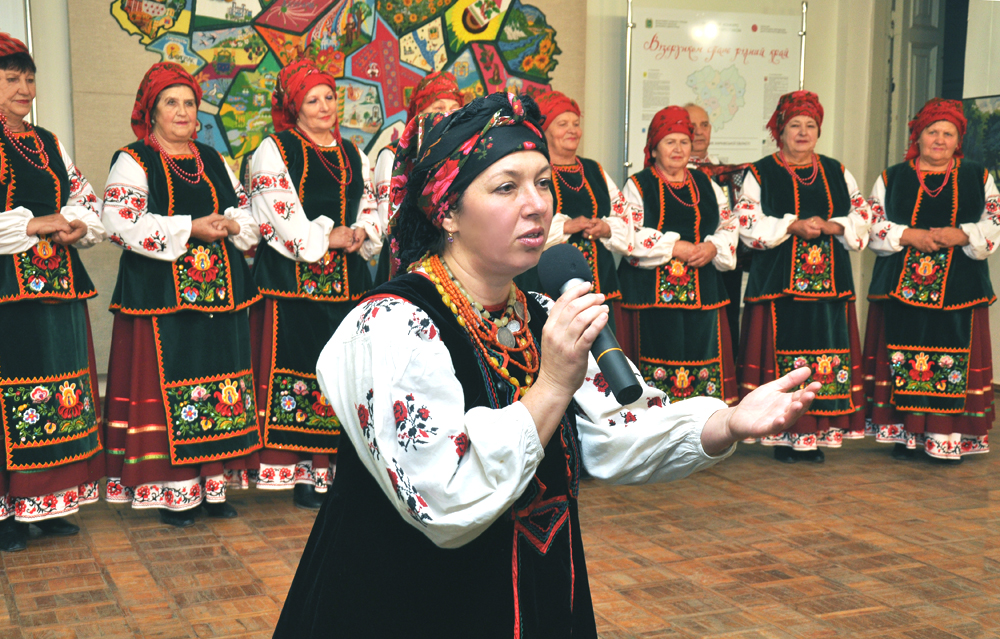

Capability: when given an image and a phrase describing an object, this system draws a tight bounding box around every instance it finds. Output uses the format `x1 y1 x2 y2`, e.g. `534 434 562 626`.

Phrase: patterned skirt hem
0 481 100 522
743 428 865 450
252 460 334 492
865 420 989 460
105 470 251 511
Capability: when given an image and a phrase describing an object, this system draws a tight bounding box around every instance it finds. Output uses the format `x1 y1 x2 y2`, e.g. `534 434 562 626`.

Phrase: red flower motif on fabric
214 379 244 417
260 222 274 240
647 396 663 408
311 390 337 418
185 246 220 283
393 400 408 425
587 373 612 397
30 239 61 270
142 231 167 252
450 432 470 458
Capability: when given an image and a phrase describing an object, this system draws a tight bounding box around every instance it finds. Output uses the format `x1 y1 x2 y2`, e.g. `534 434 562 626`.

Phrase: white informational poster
627 8 802 173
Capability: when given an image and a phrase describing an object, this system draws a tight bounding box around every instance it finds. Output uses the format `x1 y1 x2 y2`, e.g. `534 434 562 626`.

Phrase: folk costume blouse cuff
0 206 39 254
829 168 873 253
58 140 106 249
959 173 1000 260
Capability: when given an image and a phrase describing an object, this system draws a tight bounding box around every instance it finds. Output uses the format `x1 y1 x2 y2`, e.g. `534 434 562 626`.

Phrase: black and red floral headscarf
905 98 967 161
271 59 339 134
131 62 203 141
766 90 824 147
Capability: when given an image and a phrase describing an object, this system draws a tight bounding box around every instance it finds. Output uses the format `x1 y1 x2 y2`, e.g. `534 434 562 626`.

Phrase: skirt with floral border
104 313 259 511
862 301 992 460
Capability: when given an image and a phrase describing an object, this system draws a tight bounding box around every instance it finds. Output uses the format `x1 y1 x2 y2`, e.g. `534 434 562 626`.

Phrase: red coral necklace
150 133 204 184
0 113 49 171
777 150 819 186
554 158 586 192
915 158 953 198
654 164 701 208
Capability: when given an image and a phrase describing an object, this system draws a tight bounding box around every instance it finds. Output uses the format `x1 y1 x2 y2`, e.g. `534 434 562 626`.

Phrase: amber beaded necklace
0 113 49 171
422 254 539 400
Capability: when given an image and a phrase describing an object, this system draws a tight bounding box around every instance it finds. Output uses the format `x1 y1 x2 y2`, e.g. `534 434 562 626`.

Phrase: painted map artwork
111 0 561 170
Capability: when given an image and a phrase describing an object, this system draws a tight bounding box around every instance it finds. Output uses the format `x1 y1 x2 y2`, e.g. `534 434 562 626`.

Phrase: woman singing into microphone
273 93 820 638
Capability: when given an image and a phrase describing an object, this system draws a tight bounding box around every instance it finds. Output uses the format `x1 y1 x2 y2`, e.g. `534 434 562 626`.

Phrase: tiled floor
1 438 996 638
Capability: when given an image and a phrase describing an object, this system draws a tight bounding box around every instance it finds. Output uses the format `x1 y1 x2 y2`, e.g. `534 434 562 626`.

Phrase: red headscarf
766 91 823 147
535 89 581 131
905 98 967 161
406 71 463 122
272 59 339 133
644 106 693 168
131 62 203 141
0 32 29 58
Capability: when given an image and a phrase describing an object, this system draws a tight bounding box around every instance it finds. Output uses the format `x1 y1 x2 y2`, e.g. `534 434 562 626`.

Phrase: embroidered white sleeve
599 168 635 256
373 147 394 241
249 137 334 263
736 173 796 250
102 152 192 261
829 168 872 252
526 293 733 483
320 297 544 549
960 172 1000 260
221 158 260 252
624 177 680 268
705 180 737 271
351 147 383 261
57 140 106 249
0 206 38 255
867 175 905 255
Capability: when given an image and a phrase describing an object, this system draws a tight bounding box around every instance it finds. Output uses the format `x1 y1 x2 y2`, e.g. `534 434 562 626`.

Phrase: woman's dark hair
0 52 36 74
392 92 543 272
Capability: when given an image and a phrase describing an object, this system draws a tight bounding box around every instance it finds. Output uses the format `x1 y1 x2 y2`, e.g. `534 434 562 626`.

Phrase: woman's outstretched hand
701 367 820 456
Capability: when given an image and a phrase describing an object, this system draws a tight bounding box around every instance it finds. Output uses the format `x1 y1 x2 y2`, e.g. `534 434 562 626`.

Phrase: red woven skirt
737 300 865 448
862 301 992 458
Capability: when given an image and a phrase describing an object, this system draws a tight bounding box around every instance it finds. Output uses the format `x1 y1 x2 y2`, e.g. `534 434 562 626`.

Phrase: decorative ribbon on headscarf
406 71 464 122
390 92 548 231
766 90 824 147
130 62 203 141
535 89 581 132
905 97 967 161
644 106 694 168
271 59 339 134
0 32 29 58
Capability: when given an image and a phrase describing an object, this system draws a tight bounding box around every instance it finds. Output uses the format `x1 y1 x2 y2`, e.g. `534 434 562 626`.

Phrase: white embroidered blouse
867 170 1000 258
622 176 738 271
546 165 636 256
250 137 381 265
1 139 106 254
102 151 258 260
318 285 733 550
735 167 873 253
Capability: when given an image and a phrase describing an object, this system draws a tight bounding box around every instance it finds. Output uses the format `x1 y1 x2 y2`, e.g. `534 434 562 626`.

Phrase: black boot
202 501 238 519
798 448 825 463
34 517 80 536
0 518 29 552
773 446 797 463
891 443 916 460
293 484 325 510
159 508 196 528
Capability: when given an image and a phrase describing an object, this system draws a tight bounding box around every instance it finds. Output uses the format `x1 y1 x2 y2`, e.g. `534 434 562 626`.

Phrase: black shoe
0 519 28 552
202 501 238 519
928 454 963 465
293 484 325 510
774 447 797 463
798 448 825 463
34 518 80 537
159 508 196 528
891 443 917 460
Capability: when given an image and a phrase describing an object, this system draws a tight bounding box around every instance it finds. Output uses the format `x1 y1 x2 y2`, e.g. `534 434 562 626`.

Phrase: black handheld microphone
537 243 644 406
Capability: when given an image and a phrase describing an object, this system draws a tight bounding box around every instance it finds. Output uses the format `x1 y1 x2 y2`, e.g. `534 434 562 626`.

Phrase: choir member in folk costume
513 89 634 332
248 59 380 508
273 92 821 638
736 91 873 463
864 98 999 463
616 106 739 406
372 71 463 284
0 34 107 552
685 102 751 352
102 63 263 527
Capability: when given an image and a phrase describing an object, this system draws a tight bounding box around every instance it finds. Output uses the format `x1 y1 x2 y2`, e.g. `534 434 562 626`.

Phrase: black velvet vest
252 130 371 302
867 159 993 309
617 167 728 309
274 273 597 639
0 126 95 304
108 140 259 314
742 154 855 302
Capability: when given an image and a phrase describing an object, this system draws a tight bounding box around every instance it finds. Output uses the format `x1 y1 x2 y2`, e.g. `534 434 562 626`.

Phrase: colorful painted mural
111 0 562 170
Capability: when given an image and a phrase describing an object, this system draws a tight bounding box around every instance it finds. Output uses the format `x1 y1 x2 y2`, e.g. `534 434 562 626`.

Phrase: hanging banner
628 8 801 170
